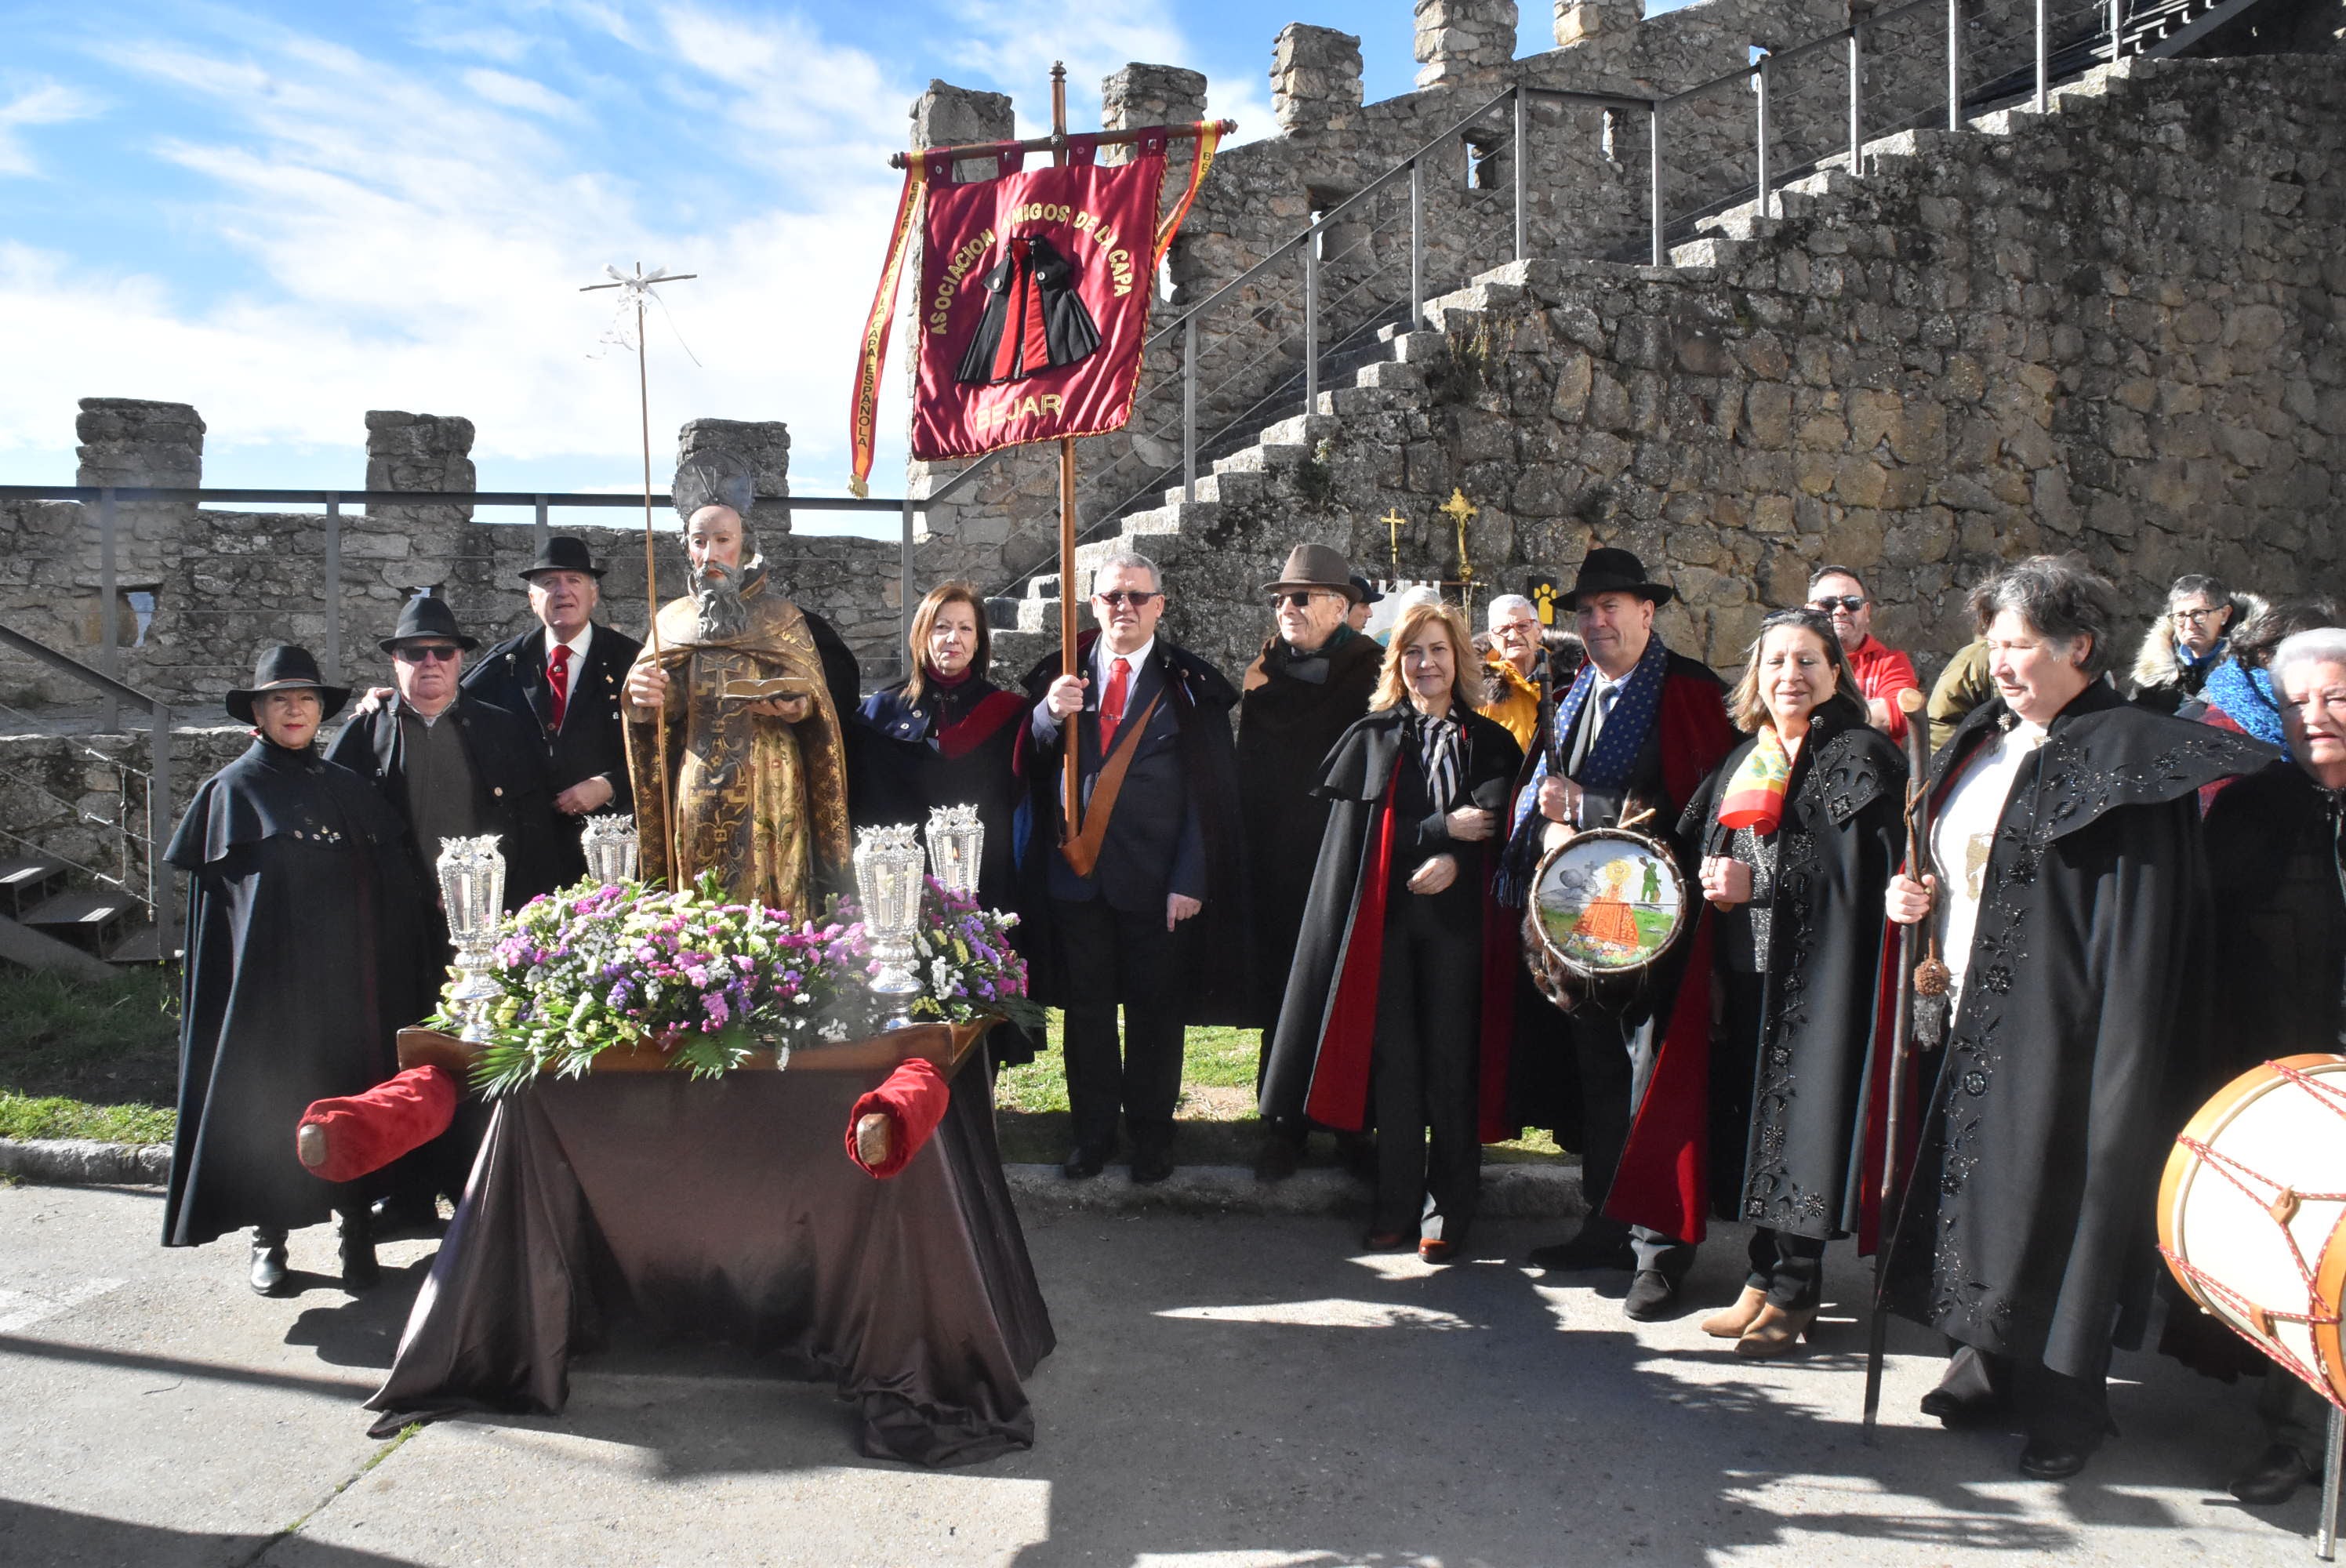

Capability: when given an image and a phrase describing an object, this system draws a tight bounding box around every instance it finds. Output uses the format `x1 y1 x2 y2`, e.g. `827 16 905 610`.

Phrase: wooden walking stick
582 262 695 889
1862 685 1948 1437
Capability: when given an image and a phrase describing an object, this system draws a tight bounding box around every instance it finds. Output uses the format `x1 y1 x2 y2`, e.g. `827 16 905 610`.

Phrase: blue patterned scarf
1494 633 1672 906
2202 656 2287 752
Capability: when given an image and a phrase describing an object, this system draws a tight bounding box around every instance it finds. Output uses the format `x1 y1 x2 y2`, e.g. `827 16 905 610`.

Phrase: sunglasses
1268 590 1332 609
1809 595 1868 614
1096 590 1160 608
394 644 463 663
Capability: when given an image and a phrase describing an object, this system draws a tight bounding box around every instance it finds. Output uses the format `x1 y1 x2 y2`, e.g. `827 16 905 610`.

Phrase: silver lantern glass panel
579 813 639 886
853 824 925 1023
436 833 507 1043
924 803 984 901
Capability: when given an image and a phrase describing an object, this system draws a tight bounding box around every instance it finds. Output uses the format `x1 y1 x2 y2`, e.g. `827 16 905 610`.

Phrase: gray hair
1090 550 1161 593
1966 554 2125 676
2168 572 2231 609
1807 562 1869 597
2270 629 2346 691
1487 593 1537 627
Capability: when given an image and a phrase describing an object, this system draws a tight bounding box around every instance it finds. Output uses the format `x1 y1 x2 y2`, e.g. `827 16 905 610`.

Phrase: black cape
955 235 1102 386
1680 710 1904 1236
860 670 1041 1067
1235 628 1383 1029
1882 682 2273 1379
1258 705 1523 1130
1016 633 1255 1026
161 740 425 1247
2202 760 2346 1065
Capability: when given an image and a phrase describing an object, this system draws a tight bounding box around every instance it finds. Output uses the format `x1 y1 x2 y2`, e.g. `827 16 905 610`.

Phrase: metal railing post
98 485 118 732
533 495 550 553
899 498 915 656
148 706 175 957
1512 88 1527 262
1849 24 1865 174
1303 232 1320 410
323 493 342 686
1949 0 1963 130
1409 158 1425 325
1182 314 1198 505
1756 55 1773 220
2036 0 2050 111
2108 0 2123 59
1650 104 1665 267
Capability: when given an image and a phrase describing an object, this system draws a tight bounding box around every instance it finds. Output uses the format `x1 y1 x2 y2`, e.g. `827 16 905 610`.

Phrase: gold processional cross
1438 487 1479 617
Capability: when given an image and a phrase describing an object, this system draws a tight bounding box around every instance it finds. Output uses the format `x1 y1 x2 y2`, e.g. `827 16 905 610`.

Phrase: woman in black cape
1258 600 1522 1261
1883 557 2271 1479
860 583 1040 1067
1679 609 1903 1356
164 646 424 1295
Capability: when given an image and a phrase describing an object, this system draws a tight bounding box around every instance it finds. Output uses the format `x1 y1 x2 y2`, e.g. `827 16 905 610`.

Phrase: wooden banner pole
1050 61 1084 851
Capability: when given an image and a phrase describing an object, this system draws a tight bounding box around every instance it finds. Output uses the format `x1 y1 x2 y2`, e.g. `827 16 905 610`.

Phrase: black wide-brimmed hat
1259 543 1362 604
1563 547 1676 608
376 594 480 654
225 644 350 725
519 535 605 581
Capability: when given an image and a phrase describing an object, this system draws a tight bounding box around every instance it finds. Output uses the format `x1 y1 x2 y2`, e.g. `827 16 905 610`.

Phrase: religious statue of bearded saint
622 452 854 916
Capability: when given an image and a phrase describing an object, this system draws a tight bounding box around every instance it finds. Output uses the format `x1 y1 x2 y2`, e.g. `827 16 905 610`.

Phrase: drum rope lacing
2158 1061 2346 1409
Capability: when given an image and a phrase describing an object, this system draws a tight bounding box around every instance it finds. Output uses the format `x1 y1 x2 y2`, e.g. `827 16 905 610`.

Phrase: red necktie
1098 656 1131 753
547 643 571 731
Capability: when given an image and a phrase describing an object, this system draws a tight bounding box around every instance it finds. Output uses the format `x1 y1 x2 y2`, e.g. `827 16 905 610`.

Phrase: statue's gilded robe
624 575 852 915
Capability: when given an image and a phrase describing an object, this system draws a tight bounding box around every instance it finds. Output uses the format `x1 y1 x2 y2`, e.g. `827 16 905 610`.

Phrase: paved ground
0 1179 2333 1566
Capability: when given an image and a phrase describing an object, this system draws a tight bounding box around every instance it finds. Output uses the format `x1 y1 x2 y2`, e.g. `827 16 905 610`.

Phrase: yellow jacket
1478 654 1541 753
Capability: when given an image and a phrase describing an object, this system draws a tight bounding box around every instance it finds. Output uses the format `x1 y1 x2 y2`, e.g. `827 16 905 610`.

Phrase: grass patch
992 1010 1569 1167
0 1091 176 1145
0 965 181 1144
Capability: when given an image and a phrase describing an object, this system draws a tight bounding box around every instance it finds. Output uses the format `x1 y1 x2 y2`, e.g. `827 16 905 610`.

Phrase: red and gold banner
847 124 1221 492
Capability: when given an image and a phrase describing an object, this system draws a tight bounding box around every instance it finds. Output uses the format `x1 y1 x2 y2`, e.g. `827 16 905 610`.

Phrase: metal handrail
0 620 176 953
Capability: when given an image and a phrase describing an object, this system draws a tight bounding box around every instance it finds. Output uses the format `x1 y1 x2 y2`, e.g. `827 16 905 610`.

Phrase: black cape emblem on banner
955 234 1103 387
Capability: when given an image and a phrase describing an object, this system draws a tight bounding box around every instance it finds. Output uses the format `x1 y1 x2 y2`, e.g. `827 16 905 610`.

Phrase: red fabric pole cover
297 1065 460 1184
845 1058 953 1179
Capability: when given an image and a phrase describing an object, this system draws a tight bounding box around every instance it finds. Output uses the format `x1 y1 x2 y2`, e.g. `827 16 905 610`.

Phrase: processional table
365 1024 1054 1466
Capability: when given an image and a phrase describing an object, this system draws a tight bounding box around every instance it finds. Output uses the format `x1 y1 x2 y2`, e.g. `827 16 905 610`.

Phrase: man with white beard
622 452 859 914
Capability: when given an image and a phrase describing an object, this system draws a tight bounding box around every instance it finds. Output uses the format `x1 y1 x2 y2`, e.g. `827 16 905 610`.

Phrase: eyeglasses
394 644 463 663
1268 590 1331 609
1809 596 1868 614
2172 606 2221 624
1096 590 1160 608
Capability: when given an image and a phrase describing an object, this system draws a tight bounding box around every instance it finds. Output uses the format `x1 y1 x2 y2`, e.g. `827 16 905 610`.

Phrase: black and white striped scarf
1415 710 1464 815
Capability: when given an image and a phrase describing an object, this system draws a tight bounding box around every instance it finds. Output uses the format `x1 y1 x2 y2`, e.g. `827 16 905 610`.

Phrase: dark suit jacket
325 692 565 913
1031 644 1204 910
462 622 641 808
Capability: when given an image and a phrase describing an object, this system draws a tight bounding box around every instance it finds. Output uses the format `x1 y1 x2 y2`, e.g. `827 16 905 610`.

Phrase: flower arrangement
441 872 1034 1095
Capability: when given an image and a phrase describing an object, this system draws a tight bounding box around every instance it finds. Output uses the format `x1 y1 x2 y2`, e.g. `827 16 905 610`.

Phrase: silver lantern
924 803 985 901
579 813 639 886
852 824 925 1024
436 833 508 1043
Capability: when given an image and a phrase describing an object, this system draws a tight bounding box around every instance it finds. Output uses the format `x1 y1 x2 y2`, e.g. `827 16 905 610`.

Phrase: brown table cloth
365 1055 1053 1465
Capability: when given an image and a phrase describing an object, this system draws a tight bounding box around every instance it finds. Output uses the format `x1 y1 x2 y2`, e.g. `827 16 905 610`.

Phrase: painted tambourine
1520 826 1690 1012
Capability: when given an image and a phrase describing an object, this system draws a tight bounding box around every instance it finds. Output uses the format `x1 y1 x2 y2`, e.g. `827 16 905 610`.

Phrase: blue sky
1 1 1616 532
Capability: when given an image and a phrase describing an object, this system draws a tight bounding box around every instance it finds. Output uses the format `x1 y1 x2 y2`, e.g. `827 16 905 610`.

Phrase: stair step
1355 359 1429 390
20 889 135 952
0 856 70 919
1391 330 1449 365
101 921 177 965
1256 412 1341 448
1214 442 1311 477
1668 237 1741 269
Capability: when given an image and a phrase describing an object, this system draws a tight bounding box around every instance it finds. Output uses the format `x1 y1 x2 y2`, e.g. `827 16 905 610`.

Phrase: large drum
1520 826 1690 1014
2159 1054 2346 1406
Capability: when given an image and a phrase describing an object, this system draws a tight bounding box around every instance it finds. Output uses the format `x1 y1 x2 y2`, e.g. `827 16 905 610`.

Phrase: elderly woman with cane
1259 601 1523 1261
1678 609 1905 1356
1880 556 2269 1479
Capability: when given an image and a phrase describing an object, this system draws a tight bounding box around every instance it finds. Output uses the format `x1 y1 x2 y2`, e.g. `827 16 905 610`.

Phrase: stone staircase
982 56 2221 680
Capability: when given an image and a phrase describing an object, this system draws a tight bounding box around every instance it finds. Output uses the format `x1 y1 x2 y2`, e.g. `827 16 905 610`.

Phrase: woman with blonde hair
861 581 1038 1065
1258 600 1523 1261
1677 608 1905 1354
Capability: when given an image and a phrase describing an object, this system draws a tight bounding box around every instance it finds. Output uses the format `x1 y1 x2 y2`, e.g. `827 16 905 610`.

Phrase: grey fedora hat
1260 543 1363 604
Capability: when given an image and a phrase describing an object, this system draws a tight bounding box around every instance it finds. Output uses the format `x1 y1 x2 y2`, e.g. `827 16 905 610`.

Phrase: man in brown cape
623 452 856 915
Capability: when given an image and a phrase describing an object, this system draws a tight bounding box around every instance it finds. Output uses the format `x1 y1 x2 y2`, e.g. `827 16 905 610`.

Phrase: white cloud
0 81 103 178
460 67 584 120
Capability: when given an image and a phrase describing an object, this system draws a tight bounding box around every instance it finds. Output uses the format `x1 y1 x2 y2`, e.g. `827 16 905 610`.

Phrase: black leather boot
249 1229 291 1297
337 1207 380 1291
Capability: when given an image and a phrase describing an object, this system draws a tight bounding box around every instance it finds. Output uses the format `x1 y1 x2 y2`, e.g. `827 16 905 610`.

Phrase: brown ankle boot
1734 1301 1817 1358
1700 1286 1769 1339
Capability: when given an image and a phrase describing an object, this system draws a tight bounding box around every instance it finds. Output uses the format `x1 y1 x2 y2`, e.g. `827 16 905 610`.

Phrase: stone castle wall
1124 56 2346 680
0 405 908 717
